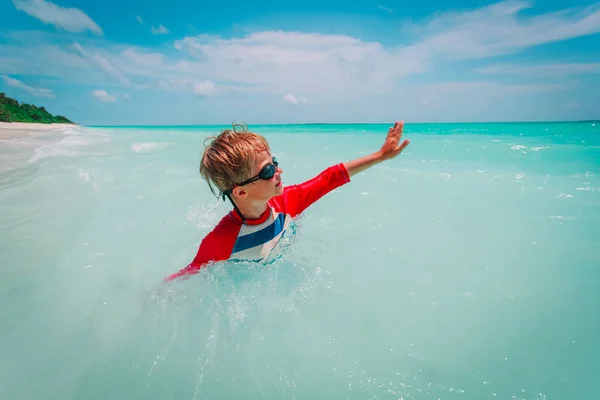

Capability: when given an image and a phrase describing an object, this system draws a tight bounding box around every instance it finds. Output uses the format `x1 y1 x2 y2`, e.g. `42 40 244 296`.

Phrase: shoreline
0 122 78 139
0 122 77 173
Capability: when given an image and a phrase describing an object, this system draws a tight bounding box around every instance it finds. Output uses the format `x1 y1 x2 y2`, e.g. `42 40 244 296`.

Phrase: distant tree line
0 93 73 124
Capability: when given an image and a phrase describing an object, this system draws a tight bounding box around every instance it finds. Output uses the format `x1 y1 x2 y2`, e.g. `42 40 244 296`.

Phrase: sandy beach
0 122 77 139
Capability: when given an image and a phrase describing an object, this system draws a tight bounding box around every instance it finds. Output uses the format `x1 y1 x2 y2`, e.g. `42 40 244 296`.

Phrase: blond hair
199 122 270 198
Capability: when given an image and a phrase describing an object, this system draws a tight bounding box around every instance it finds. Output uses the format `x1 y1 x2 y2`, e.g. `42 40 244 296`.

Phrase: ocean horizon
88 119 600 128
1 121 599 399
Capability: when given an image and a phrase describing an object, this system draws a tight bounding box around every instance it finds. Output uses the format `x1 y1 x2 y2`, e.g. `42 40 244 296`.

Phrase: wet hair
199 122 270 198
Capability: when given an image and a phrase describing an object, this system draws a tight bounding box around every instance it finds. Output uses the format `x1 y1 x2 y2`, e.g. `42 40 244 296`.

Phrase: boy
164 121 410 282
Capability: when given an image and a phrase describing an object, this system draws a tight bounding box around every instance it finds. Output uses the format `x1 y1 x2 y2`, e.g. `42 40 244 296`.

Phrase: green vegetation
0 93 73 124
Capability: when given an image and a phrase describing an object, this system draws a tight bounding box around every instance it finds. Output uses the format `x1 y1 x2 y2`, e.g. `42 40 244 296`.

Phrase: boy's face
233 150 284 201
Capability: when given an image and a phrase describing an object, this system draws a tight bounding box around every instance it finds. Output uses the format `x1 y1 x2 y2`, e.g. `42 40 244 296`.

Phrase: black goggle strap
222 191 247 224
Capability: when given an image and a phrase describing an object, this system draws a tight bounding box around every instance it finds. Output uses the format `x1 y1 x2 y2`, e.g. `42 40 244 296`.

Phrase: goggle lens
258 157 278 180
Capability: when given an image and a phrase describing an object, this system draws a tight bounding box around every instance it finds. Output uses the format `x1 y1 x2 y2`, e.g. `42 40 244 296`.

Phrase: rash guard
164 163 351 281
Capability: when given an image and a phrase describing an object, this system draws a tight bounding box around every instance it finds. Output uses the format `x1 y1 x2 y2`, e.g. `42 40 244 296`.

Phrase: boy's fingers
392 121 404 137
396 139 410 152
387 121 405 146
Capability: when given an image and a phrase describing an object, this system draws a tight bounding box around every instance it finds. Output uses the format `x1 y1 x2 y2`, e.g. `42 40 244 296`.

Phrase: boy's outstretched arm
344 121 410 177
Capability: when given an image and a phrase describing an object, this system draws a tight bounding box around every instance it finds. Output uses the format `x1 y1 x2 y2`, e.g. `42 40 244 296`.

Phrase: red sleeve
163 215 240 282
270 163 350 217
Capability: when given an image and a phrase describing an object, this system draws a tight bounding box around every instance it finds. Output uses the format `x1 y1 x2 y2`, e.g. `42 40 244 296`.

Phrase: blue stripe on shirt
232 212 285 254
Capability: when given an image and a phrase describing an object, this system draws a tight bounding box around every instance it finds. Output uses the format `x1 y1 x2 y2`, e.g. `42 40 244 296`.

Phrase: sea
0 122 599 400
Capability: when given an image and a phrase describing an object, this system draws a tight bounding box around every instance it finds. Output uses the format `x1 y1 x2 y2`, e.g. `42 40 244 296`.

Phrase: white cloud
283 93 308 106
475 62 600 77
151 24 169 35
192 80 217 97
73 42 130 86
92 89 116 102
12 0 102 35
403 79 581 121
155 78 219 97
420 79 576 106
408 0 600 60
173 36 209 60
1 74 55 97
377 5 394 13
122 48 164 67
136 16 144 25
283 93 299 105
167 31 427 97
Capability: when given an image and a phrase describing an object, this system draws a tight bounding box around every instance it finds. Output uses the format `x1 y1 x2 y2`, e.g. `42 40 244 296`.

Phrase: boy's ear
232 186 248 199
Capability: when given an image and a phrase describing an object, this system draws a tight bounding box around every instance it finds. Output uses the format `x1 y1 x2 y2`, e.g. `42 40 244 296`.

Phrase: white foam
131 142 163 152
188 201 224 231
26 127 99 164
28 142 76 163
550 215 577 220
78 168 91 182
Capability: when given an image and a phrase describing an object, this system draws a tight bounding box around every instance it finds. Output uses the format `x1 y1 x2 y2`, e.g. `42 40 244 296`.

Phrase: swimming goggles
221 157 279 199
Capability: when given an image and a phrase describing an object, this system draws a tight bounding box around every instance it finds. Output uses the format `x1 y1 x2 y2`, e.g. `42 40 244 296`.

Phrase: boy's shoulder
203 212 243 243
189 213 240 261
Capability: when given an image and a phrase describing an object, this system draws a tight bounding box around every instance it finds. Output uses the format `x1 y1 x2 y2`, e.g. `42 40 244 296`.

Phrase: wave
131 142 169 153
26 126 104 164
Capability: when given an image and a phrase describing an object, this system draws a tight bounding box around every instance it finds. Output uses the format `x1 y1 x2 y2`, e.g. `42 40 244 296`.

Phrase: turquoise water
1 122 599 399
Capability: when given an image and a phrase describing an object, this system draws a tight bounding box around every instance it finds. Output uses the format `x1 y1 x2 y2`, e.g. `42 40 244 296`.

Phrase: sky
0 0 599 125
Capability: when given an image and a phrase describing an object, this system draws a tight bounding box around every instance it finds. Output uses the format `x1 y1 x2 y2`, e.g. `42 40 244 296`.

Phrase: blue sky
1 0 599 125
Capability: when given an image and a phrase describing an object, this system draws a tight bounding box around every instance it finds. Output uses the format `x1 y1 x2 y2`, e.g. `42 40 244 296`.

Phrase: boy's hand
378 120 410 161
343 120 411 178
